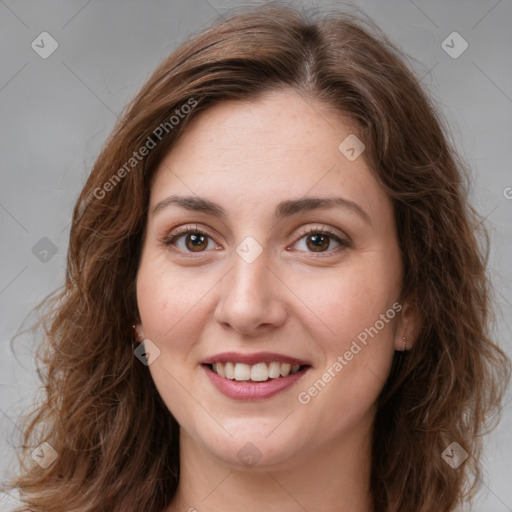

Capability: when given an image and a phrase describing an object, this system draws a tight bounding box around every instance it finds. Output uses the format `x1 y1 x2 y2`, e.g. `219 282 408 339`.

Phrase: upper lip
202 351 311 367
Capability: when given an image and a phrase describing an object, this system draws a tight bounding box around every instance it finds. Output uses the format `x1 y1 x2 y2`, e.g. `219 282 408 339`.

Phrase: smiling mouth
204 361 309 382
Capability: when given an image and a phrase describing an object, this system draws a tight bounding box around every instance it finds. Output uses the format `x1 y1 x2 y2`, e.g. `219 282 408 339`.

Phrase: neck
166 423 374 512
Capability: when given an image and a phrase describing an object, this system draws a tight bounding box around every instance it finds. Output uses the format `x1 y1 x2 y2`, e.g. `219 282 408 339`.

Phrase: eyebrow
152 195 372 225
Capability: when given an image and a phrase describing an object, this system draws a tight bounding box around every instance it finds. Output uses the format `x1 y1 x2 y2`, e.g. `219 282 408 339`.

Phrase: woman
6 4 510 511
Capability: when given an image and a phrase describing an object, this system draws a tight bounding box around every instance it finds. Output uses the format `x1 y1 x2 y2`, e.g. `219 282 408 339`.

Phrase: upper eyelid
166 223 345 239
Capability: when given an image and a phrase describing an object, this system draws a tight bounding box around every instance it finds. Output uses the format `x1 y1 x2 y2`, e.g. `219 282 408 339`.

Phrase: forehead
165 89 357 163
149 89 391 225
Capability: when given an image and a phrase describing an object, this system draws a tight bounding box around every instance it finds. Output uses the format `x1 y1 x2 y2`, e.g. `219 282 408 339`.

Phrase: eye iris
186 233 208 252
307 233 329 252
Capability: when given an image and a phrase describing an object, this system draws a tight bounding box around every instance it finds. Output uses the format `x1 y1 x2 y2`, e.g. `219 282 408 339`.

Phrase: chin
197 423 308 471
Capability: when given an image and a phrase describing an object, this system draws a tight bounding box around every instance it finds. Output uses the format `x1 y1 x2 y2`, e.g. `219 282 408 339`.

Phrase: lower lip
203 364 309 400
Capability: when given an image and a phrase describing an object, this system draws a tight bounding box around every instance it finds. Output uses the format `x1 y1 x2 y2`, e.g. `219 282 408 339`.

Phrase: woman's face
136 89 408 470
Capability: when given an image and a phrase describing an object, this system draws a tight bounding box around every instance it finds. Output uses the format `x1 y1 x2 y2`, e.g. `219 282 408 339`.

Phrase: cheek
136 258 210 422
291 254 401 343
136 253 213 347
289 251 400 409
296 281 397 432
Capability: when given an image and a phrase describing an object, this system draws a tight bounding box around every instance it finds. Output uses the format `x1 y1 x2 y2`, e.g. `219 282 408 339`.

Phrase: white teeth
214 362 225 378
268 361 281 379
210 361 304 381
280 363 291 377
224 362 235 380
251 363 268 382
234 363 251 381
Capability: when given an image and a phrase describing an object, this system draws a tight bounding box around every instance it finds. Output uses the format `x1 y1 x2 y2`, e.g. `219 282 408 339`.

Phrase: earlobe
394 300 420 351
395 336 408 352
394 336 414 351
132 324 145 343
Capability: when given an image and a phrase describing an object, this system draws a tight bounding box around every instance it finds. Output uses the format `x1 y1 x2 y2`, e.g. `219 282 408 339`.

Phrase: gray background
1 0 511 510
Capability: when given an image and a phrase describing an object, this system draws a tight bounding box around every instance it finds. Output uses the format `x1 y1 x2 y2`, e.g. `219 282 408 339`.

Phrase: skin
135 88 418 512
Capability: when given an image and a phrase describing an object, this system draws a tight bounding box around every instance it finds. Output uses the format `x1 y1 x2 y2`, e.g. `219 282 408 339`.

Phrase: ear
394 300 420 351
132 323 145 344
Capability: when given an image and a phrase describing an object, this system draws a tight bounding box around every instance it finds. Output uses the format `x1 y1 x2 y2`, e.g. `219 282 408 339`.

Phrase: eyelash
163 224 350 259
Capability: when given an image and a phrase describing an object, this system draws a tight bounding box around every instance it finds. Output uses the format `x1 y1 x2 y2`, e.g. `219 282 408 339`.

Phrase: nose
214 250 288 336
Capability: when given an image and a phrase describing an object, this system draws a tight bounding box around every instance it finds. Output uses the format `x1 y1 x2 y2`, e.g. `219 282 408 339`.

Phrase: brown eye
291 227 349 257
165 228 216 254
184 233 208 252
305 233 331 252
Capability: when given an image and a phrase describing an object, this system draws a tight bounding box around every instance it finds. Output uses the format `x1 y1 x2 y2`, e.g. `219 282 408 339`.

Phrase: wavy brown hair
5 4 510 512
